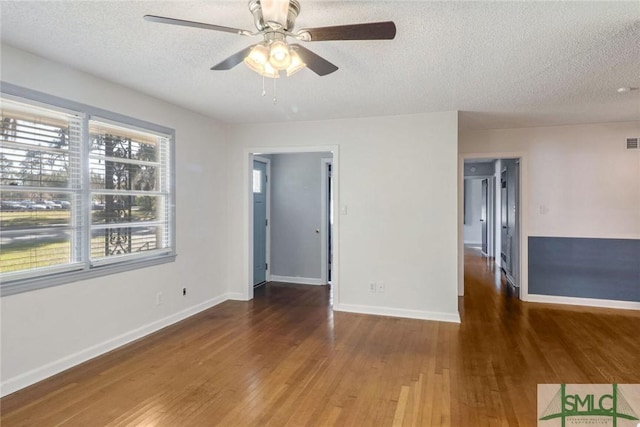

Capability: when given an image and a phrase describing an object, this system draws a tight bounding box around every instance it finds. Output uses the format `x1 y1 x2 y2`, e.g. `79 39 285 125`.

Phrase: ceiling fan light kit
246 0 305 78
243 39 304 78
242 37 301 79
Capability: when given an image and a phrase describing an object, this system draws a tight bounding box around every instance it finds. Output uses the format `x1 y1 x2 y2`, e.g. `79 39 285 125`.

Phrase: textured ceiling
1 1 639 129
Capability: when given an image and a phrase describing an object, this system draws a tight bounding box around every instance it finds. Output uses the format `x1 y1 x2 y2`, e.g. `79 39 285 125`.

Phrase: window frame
1 82 176 296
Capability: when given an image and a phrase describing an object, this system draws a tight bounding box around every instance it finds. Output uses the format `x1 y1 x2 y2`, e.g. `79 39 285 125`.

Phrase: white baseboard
270 275 324 286
464 242 482 246
526 294 640 311
225 292 247 301
0 293 233 398
333 303 461 323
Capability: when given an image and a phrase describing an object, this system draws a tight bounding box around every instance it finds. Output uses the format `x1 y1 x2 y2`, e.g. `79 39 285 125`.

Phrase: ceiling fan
144 0 396 78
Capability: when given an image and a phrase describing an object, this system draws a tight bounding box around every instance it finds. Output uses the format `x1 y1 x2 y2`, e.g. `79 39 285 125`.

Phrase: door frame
463 176 496 256
488 176 496 259
244 146 340 303
481 178 488 255
253 156 271 285
320 158 332 284
458 152 529 301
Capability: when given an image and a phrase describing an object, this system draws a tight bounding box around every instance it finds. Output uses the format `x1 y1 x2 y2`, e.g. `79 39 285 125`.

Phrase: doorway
246 148 339 303
461 156 524 298
464 177 493 254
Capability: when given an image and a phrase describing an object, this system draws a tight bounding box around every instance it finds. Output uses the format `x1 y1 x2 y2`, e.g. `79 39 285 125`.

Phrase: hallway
458 247 640 423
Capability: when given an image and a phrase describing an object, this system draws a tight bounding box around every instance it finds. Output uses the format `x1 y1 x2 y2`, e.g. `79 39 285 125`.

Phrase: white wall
460 121 640 240
463 179 483 244
0 45 230 395
227 112 460 322
270 152 330 282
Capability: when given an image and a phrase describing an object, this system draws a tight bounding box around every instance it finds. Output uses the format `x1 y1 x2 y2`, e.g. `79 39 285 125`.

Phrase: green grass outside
0 210 70 229
0 239 70 273
92 209 157 223
0 211 159 273
0 209 157 230
1 233 158 273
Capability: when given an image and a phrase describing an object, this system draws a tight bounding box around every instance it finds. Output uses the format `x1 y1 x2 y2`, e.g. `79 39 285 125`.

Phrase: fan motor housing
249 0 300 31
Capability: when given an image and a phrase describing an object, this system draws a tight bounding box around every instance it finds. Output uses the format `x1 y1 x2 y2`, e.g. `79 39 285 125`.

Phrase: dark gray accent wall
529 237 640 302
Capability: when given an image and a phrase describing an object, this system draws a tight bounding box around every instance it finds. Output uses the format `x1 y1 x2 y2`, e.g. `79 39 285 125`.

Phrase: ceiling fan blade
211 46 255 70
144 15 252 36
290 44 338 76
296 21 396 41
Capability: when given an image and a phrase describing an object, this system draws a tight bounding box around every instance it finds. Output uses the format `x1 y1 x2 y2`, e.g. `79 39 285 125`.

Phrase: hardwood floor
2 248 639 426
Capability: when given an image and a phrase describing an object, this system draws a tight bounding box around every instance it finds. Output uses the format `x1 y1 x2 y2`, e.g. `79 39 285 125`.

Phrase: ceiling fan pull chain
262 76 266 97
273 78 277 104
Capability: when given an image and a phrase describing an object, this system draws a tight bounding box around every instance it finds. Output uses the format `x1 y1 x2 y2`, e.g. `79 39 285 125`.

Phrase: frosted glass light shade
269 40 291 70
244 44 270 74
286 50 306 76
261 62 280 79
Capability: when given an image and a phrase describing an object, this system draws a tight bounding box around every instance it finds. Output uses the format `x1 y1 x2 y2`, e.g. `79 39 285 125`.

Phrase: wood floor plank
2 250 639 426
392 385 409 426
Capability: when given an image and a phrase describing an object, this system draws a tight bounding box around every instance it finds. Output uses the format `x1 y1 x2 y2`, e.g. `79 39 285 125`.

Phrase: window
0 99 82 276
88 119 171 263
0 88 175 295
253 169 262 193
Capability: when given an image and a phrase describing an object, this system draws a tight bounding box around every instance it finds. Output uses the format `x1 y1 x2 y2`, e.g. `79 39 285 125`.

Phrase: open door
253 159 268 287
500 159 519 289
320 158 333 285
481 179 488 255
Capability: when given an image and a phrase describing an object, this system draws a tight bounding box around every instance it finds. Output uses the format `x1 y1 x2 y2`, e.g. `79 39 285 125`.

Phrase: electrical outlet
156 292 163 305
182 288 187 296
369 282 376 293
377 282 385 293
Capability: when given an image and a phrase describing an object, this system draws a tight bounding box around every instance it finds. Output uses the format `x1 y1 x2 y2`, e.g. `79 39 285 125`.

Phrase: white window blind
0 99 83 279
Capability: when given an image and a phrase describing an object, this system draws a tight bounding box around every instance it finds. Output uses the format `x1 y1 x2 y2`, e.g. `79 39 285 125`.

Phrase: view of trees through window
0 103 78 274
88 121 167 261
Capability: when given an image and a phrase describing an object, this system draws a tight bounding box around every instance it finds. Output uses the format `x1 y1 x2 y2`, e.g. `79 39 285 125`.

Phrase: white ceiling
1 1 639 129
